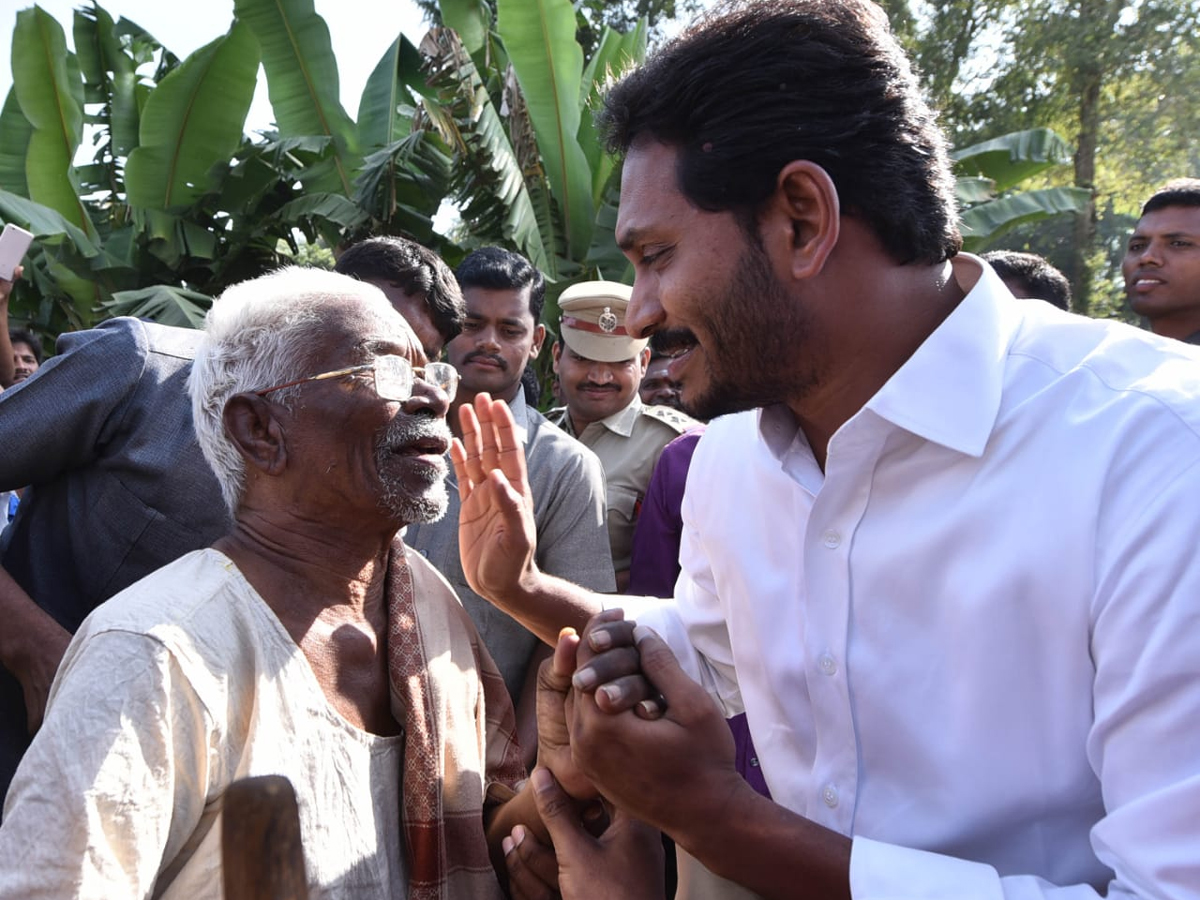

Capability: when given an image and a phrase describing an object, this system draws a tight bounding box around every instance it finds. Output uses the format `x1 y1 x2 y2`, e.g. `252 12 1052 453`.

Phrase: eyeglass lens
373 357 458 401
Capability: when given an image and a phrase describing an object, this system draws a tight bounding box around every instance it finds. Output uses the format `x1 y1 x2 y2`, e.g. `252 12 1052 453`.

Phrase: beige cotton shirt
553 396 697 576
0 549 406 900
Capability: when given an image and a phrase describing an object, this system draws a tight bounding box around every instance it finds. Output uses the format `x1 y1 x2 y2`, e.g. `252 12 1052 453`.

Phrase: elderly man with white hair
0 267 573 899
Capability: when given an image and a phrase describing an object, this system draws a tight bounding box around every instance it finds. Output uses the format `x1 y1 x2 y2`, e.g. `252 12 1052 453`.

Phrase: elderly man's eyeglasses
253 356 459 403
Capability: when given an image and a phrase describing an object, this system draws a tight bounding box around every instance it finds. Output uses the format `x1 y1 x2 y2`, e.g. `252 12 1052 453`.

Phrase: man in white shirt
449 1 1200 898
1122 178 1200 345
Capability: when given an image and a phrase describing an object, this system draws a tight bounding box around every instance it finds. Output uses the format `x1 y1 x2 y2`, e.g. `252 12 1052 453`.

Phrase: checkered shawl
386 542 526 900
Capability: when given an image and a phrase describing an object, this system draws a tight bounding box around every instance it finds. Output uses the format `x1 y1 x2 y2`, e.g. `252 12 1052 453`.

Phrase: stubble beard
684 240 824 421
374 417 451 525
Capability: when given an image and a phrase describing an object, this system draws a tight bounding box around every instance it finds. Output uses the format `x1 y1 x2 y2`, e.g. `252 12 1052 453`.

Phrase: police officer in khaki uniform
550 281 698 590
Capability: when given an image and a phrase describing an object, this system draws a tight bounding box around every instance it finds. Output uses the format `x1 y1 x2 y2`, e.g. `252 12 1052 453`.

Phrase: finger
449 439 474 502
631 626 702 716
571 646 641 695
474 392 503 474
529 767 591 855
551 627 580 681
503 824 559 900
480 395 532 505
591 673 657 714
455 403 486 486
574 609 631 669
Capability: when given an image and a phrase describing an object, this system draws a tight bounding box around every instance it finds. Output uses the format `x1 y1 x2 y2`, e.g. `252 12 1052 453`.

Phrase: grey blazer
0 317 228 801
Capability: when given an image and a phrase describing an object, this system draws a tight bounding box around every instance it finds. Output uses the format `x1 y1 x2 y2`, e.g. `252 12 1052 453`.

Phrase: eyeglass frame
252 355 459 403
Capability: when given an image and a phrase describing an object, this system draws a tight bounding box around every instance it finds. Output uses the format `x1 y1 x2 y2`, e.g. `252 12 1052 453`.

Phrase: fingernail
589 629 612 651
600 683 622 704
638 698 662 717
633 624 656 645
502 836 515 856
512 824 527 846
572 667 597 691
532 768 554 794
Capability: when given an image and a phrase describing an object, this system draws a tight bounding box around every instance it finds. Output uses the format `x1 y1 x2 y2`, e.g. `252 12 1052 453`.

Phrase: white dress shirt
633 255 1200 899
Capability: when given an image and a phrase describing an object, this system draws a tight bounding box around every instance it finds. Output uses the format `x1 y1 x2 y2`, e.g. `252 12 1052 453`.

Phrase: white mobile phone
0 223 34 282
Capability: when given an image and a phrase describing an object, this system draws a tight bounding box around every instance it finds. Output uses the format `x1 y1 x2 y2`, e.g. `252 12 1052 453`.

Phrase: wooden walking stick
222 775 309 900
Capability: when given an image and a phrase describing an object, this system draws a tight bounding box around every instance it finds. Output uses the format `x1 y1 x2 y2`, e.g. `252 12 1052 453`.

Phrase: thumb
530 767 588 852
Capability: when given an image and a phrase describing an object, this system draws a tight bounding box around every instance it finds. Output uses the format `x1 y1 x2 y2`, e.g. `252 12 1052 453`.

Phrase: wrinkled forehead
318 291 425 365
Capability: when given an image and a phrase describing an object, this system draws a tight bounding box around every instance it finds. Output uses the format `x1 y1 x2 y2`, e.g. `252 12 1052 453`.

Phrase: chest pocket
605 484 642 572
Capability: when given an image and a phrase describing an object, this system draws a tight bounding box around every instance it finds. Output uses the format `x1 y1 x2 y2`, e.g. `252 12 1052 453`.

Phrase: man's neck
1149 309 1200 343
785 254 967 471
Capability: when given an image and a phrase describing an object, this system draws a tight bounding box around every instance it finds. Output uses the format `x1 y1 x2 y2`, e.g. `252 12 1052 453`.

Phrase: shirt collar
863 254 1014 458
505 391 530 443
755 254 1019 462
593 394 643 437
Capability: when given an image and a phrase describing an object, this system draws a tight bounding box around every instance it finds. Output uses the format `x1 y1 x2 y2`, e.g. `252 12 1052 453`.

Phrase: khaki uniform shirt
552 396 697 577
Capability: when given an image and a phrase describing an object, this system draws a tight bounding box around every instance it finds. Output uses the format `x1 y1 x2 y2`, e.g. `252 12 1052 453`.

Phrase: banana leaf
0 189 99 257
0 90 32 197
578 21 645 205
496 0 595 258
100 285 212 328
357 34 426 153
420 27 551 274
125 23 259 210
234 0 360 196
12 8 97 241
438 0 491 62
953 129 1074 195
73 5 141 157
960 187 1091 249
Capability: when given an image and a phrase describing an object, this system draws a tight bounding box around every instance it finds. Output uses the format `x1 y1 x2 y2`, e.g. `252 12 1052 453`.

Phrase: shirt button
819 653 838 676
822 784 839 808
822 530 841 548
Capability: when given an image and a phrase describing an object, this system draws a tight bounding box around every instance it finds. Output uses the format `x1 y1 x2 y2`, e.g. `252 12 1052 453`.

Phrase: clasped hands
452 394 743 900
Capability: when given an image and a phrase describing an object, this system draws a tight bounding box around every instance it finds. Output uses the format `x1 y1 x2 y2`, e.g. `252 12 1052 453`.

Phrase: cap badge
598 307 618 334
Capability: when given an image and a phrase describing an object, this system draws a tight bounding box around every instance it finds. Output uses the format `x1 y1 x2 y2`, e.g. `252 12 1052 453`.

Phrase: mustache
650 328 698 357
577 382 619 392
464 351 507 370
379 415 452 453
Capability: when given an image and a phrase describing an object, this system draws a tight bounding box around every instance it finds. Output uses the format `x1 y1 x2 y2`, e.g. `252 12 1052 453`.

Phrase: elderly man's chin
378 469 450 527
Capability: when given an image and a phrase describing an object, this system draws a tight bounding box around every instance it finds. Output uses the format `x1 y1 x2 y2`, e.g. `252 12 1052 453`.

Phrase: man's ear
551 340 562 373
222 393 289 477
764 160 840 282
636 346 651 379
530 323 547 360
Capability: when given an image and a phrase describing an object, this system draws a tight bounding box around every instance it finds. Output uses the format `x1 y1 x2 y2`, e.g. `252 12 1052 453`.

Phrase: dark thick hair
334 236 465 342
9 328 41 363
982 250 1072 311
599 0 961 265
1141 178 1200 216
455 246 547 322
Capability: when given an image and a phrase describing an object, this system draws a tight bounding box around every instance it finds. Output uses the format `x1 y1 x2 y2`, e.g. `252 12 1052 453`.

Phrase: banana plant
953 128 1091 250
417 0 646 288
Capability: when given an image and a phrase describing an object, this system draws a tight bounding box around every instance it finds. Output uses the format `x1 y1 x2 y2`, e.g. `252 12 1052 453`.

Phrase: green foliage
0 0 645 355
953 129 1090 250
881 0 1200 315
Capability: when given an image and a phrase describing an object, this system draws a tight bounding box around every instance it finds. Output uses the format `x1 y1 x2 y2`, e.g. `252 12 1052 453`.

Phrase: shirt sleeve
533 443 616 594
850 457 1200 900
0 318 145 492
615 475 745 720
0 627 213 899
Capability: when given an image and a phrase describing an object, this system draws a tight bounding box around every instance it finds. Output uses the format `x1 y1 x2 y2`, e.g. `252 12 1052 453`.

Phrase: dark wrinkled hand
507 768 664 900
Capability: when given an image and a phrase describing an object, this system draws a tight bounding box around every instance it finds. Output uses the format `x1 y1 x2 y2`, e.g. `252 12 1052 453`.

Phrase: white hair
188 266 395 513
